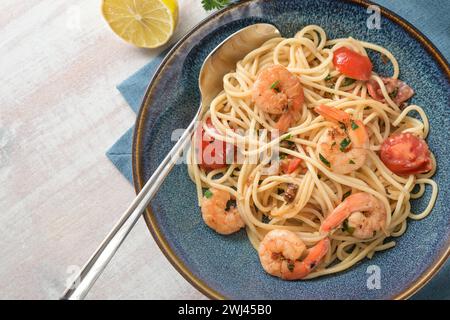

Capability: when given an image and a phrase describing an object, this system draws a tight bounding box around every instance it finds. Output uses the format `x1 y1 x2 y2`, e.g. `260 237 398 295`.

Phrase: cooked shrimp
201 188 245 235
315 105 369 174
258 229 330 280
320 192 387 239
252 65 304 133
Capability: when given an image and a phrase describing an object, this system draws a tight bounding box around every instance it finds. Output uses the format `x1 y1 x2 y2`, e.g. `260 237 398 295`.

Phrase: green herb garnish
351 120 359 130
201 0 230 11
286 140 296 148
342 190 352 201
319 153 331 168
325 74 333 81
389 87 399 99
342 78 356 86
282 133 292 141
287 261 295 272
225 199 236 211
340 137 352 152
342 219 355 234
270 80 281 92
349 159 355 164
280 153 287 160
204 189 213 198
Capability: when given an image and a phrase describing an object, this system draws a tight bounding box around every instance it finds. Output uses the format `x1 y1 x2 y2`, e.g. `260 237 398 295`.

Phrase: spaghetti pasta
187 25 437 279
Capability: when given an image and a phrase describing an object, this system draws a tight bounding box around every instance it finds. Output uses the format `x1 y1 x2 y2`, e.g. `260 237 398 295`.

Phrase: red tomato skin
380 133 432 175
333 47 373 81
196 119 229 171
287 158 303 174
281 157 303 174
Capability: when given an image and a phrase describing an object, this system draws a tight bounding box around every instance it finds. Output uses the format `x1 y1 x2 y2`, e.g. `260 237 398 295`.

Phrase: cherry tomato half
380 133 432 175
196 119 231 171
281 156 303 174
333 47 373 81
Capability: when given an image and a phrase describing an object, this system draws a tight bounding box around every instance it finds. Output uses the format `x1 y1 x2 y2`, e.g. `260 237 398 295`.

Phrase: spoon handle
61 117 198 300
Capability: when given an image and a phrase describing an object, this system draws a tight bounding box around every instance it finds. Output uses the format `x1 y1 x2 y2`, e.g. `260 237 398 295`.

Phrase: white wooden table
0 0 209 299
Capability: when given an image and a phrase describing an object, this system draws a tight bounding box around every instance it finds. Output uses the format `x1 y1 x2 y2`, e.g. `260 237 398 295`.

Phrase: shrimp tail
281 238 330 280
275 111 297 133
315 104 350 123
319 198 355 234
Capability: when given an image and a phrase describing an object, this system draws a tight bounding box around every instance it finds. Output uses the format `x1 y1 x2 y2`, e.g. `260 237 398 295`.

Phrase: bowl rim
132 0 450 300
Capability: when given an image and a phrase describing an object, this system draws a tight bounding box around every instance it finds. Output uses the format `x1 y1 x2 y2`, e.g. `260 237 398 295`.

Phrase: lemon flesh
102 0 178 48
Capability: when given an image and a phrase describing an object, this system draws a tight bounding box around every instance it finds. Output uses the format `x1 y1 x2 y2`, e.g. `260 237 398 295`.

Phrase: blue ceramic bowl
133 0 450 299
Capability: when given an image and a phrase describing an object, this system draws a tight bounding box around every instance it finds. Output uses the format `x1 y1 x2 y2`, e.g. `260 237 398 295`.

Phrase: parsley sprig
202 0 231 11
319 153 331 168
342 219 355 235
340 137 351 152
204 189 213 198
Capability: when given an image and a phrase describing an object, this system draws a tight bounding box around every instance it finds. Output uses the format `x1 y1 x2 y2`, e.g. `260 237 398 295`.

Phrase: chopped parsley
349 159 355 164
319 153 331 168
342 190 352 201
225 199 236 211
270 80 281 92
339 137 352 152
286 140 296 148
280 153 287 160
342 219 355 234
282 133 292 141
342 78 356 86
389 87 399 99
201 0 230 11
287 261 295 272
204 189 213 198
351 120 359 130
325 74 333 81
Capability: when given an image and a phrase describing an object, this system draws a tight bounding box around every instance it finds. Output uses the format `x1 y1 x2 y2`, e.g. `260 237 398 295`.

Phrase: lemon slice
102 0 178 48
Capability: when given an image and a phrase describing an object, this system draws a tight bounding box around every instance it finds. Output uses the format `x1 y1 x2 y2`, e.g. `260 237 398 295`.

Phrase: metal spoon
61 23 281 300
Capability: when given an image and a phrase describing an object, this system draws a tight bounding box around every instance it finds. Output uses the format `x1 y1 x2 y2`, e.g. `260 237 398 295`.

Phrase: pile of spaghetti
187 25 437 279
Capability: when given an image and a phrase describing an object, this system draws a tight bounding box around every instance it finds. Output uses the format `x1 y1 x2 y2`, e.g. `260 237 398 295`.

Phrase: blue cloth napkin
107 48 170 182
106 1 449 299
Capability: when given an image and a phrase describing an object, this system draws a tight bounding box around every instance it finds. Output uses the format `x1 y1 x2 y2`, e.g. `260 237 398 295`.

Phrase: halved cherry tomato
281 156 303 174
196 118 230 171
380 133 432 175
333 47 373 81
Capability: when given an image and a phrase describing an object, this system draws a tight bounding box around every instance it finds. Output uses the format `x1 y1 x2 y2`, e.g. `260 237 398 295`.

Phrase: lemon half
102 0 178 48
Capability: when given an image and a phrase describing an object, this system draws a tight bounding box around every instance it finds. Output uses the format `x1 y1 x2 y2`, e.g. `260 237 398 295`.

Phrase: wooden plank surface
0 0 209 299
